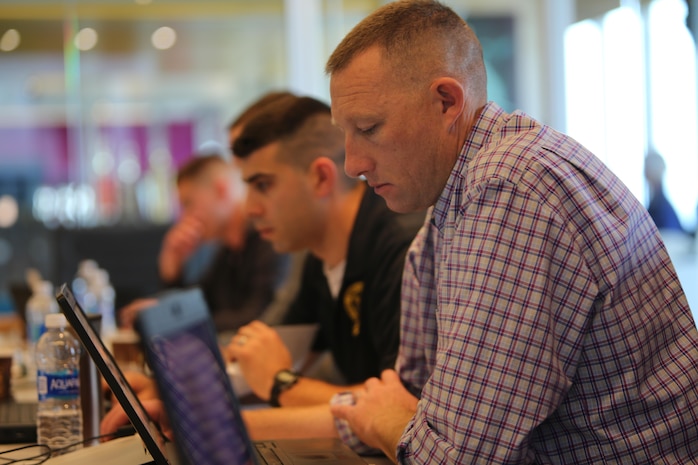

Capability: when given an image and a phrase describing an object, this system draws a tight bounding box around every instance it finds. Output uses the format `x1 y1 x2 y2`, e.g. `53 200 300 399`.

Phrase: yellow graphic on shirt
343 281 364 337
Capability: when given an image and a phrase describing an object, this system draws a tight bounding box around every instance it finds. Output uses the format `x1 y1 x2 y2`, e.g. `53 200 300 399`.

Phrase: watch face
277 370 297 384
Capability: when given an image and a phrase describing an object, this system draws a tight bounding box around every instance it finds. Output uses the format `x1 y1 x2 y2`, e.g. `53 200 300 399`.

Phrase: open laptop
0 285 38 444
134 288 367 465
57 284 367 465
0 399 37 444
56 283 177 465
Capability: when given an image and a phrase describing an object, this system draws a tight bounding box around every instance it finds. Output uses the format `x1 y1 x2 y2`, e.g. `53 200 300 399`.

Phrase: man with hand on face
326 1 698 464
120 153 287 333
226 94 421 407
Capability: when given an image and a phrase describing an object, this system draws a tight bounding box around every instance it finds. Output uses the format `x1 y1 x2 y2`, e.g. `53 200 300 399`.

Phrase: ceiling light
74 27 98 51
152 26 176 50
0 29 20 52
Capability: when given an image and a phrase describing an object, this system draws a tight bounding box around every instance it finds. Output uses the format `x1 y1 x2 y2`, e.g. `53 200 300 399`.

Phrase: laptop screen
135 290 255 465
55 283 172 465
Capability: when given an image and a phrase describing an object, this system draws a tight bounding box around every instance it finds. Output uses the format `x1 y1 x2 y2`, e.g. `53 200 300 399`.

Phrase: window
565 0 698 231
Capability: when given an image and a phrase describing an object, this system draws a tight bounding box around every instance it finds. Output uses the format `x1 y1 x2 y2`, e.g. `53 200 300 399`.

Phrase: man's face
236 143 322 253
177 176 226 241
330 46 445 213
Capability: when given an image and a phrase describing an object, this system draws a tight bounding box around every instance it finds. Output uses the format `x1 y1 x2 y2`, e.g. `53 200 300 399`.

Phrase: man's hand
118 298 158 329
158 214 205 282
101 370 160 412
100 399 173 442
330 370 417 460
226 321 293 401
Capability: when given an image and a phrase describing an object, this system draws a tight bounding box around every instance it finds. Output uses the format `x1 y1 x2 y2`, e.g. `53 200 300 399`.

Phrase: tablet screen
136 290 254 465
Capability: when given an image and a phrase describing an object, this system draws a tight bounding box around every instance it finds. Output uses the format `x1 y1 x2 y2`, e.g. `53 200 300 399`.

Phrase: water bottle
92 269 116 338
36 313 83 456
72 260 99 315
25 280 59 364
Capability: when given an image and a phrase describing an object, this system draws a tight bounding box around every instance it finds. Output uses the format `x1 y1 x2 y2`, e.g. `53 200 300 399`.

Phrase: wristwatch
269 369 300 407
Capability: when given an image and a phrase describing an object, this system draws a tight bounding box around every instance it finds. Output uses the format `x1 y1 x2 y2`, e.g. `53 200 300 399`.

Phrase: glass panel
0 2 288 228
648 0 698 230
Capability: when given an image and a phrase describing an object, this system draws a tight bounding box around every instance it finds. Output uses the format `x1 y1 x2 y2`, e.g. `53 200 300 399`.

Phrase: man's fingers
329 403 352 420
381 369 401 383
100 406 130 438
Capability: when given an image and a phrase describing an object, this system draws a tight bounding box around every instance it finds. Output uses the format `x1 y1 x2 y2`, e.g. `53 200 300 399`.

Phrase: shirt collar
432 101 506 232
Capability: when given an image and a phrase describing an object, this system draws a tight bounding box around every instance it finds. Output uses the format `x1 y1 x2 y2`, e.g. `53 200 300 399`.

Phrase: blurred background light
0 29 20 52
0 195 19 228
118 157 142 184
74 27 98 51
151 26 176 50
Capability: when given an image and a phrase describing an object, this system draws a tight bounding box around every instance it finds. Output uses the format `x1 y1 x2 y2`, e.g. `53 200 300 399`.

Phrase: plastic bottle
91 269 116 338
71 260 99 315
25 280 59 364
35 313 83 456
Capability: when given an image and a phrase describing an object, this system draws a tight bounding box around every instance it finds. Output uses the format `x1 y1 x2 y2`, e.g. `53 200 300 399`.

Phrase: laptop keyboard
0 402 38 444
0 402 37 424
255 442 284 465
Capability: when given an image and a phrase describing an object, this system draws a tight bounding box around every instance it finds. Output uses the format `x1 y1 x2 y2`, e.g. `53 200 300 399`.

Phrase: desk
0 435 159 464
3 333 395 464
361 456 393 465
0 437 394 465
5 378 395 464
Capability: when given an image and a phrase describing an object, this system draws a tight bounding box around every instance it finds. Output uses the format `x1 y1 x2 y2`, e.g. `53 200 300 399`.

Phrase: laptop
0 285 38 444
134 288 368 465
0 399 37 444
56 283 177 464
0 307 104 445
56 284 367 465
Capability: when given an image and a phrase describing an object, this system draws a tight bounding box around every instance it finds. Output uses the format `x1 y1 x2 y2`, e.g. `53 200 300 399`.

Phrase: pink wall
0 122 193 185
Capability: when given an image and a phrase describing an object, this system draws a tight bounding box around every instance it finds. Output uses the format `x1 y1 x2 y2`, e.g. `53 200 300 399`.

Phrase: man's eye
359 124 377 136
254 181 270 193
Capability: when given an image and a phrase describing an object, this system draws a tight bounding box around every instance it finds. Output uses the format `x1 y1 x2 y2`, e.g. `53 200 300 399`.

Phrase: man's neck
313 182 366 269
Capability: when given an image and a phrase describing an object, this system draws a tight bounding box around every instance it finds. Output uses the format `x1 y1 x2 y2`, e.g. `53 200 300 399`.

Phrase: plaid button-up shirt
337 101 698 464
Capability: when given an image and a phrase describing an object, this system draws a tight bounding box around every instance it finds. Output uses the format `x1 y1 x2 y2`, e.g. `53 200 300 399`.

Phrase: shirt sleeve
395 214 438 395
365 234 411 373
398 178 597 464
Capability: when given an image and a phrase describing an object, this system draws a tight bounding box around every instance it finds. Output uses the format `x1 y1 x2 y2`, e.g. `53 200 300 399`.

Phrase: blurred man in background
120 153 288 333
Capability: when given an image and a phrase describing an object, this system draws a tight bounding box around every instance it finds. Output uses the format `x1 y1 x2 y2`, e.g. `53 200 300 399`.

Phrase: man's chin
383 195 430 214
382 195 413 214
268 240 293 254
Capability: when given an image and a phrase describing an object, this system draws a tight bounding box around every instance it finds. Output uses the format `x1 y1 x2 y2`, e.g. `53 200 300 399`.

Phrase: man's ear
212 174 230 199
430 77 465 132
308 157 338 197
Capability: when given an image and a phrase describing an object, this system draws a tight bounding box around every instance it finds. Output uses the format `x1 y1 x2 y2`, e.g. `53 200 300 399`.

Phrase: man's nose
343 136 371 179
245 197 263 217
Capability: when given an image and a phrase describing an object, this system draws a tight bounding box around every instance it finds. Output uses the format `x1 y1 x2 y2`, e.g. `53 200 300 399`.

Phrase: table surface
3 346 395 464
0 439 394 465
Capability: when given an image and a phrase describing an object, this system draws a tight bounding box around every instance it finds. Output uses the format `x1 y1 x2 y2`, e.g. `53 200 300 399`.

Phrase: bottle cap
33 280 53 295
45 313 67 329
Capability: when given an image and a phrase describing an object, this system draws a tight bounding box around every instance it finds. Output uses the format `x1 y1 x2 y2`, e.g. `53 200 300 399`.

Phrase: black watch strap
269 369 300 407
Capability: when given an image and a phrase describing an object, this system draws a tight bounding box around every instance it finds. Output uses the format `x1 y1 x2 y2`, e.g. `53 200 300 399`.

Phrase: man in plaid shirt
327 1 698 463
